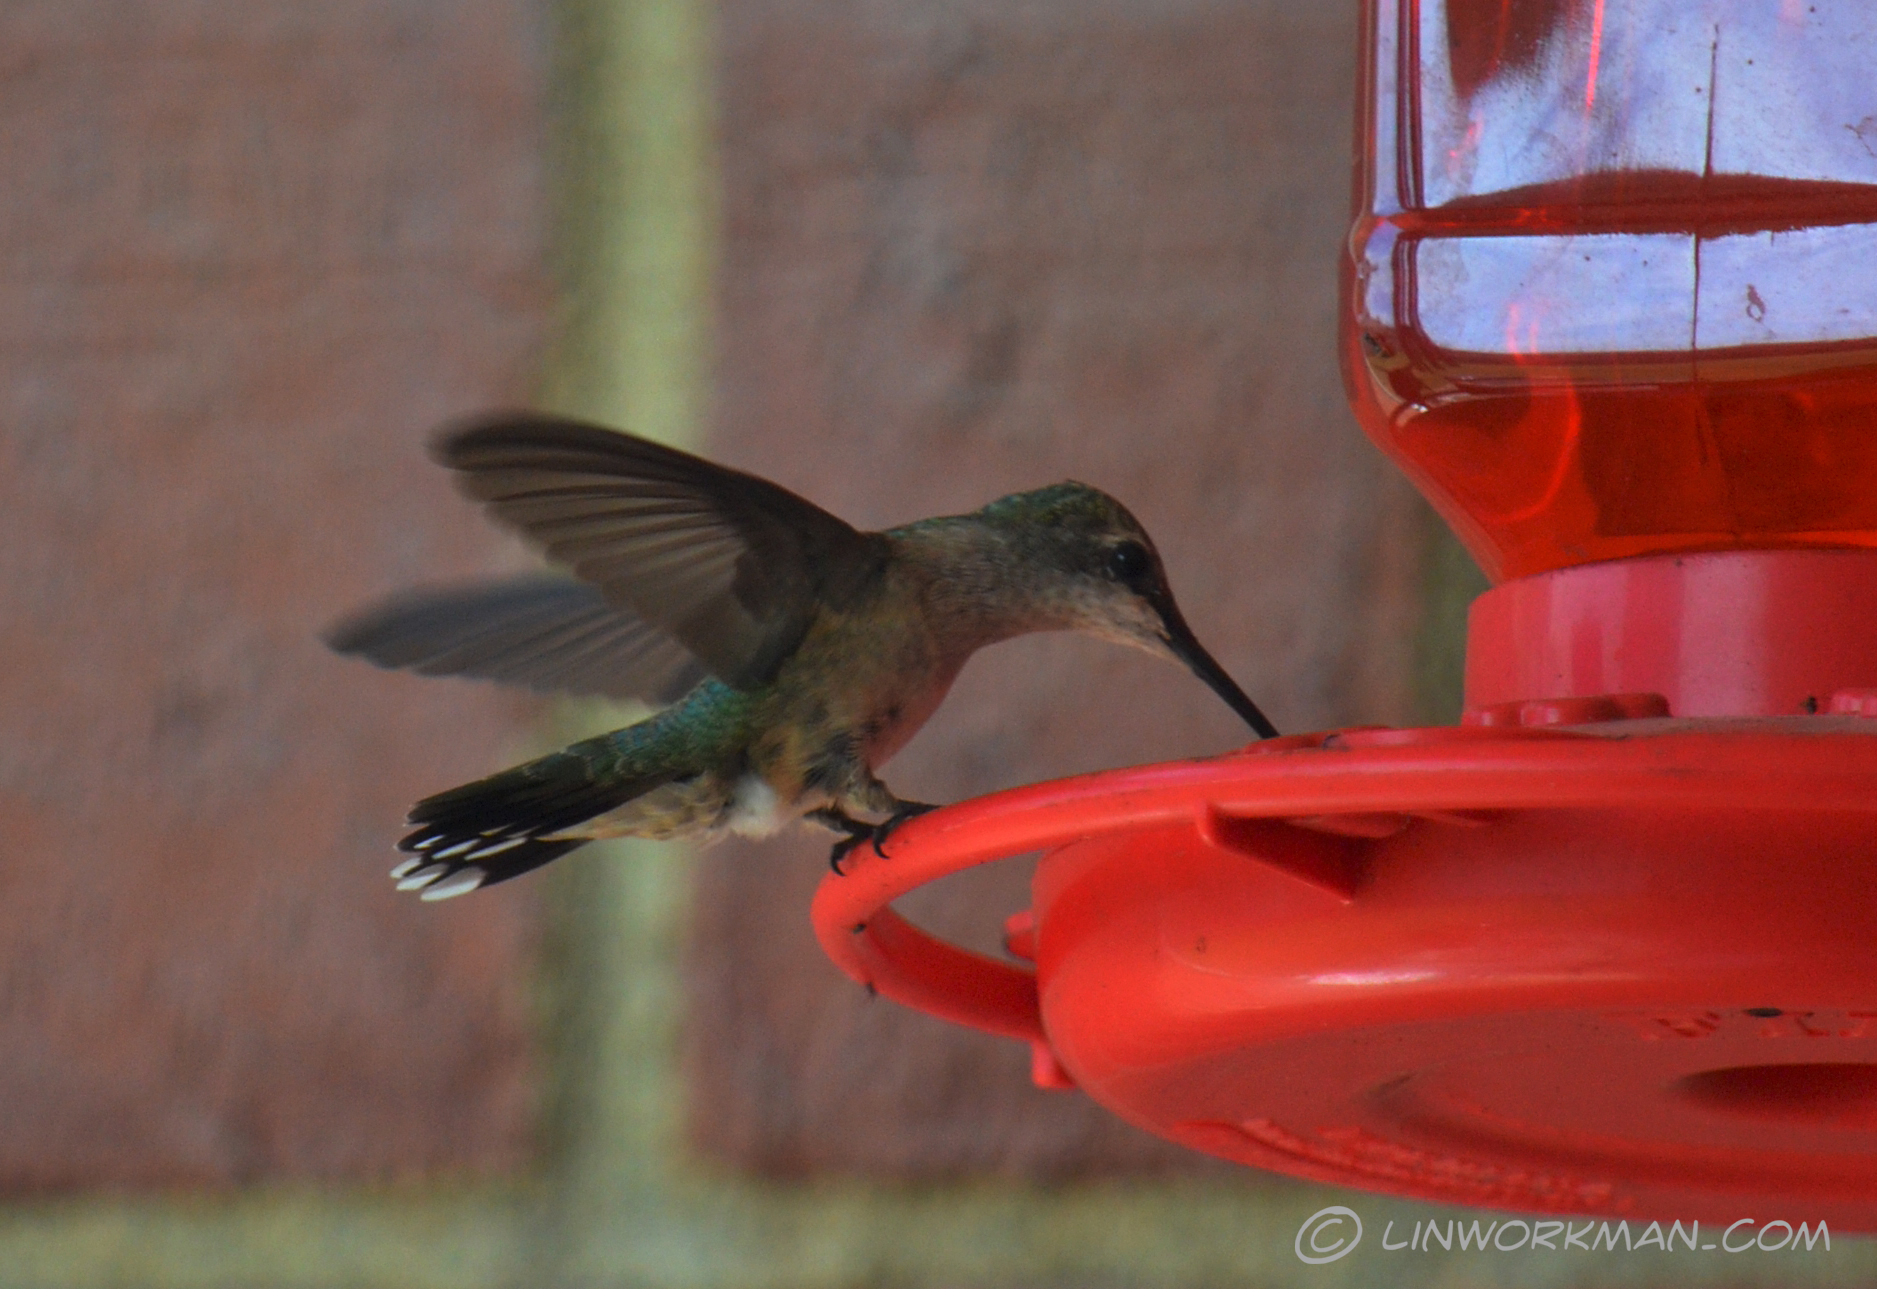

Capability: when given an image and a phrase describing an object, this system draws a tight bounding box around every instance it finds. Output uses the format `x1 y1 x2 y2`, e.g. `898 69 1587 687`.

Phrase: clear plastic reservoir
1343 0 1877 581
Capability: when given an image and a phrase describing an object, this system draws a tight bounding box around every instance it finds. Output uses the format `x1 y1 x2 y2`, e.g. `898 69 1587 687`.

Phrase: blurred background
3 0 1860 1286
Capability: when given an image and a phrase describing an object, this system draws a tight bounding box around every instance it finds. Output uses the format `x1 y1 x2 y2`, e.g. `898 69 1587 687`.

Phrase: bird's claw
828 831 868 875
869 801 939 859
823 801 939 873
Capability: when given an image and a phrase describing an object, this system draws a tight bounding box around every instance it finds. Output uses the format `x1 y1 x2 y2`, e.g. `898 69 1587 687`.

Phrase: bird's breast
856 675 954 765
747 604 966 803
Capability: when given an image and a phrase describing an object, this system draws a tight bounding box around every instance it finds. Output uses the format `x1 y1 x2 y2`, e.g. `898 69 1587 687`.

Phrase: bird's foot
811 802 940 872
869 800 939 859
811 808 876 875
827 832 868 875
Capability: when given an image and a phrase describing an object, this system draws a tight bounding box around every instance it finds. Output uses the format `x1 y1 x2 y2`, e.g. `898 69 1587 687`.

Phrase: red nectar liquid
1344 0 1877 581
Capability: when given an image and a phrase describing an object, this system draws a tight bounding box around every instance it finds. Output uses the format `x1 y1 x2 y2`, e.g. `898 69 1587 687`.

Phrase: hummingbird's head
973 483 1278 738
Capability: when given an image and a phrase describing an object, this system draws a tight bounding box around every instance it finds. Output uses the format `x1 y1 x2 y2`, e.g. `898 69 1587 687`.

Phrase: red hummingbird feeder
812 0 1877 1227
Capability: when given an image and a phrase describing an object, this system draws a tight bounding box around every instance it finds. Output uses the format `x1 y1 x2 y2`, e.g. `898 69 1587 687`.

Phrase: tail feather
391 837 582 900
393 745 676 900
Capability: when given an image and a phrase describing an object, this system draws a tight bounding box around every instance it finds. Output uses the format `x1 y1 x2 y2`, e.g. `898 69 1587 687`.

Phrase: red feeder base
814 715 1877 1226
812 551 1877 1223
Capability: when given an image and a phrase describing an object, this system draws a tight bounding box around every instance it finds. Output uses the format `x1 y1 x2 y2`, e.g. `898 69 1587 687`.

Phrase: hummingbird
327 414 1278 900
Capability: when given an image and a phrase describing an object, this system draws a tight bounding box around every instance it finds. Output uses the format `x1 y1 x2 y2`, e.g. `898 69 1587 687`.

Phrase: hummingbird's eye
1106 541 1151 583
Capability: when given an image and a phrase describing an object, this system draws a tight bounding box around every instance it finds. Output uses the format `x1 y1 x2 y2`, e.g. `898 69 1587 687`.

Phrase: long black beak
1156 597 1280 739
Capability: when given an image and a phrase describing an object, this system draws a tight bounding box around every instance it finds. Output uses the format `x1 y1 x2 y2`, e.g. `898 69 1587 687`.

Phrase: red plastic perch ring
812 716 1877 1227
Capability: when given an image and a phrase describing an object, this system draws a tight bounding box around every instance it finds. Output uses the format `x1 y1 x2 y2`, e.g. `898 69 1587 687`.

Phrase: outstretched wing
434 414 890 690
324 575 708 704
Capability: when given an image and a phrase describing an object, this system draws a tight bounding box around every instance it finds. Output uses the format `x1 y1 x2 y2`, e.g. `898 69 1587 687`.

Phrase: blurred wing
324 576 708 704
434 414 890 689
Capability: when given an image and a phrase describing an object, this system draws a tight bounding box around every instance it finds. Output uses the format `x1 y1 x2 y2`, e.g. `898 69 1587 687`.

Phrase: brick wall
0 0 553 1188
